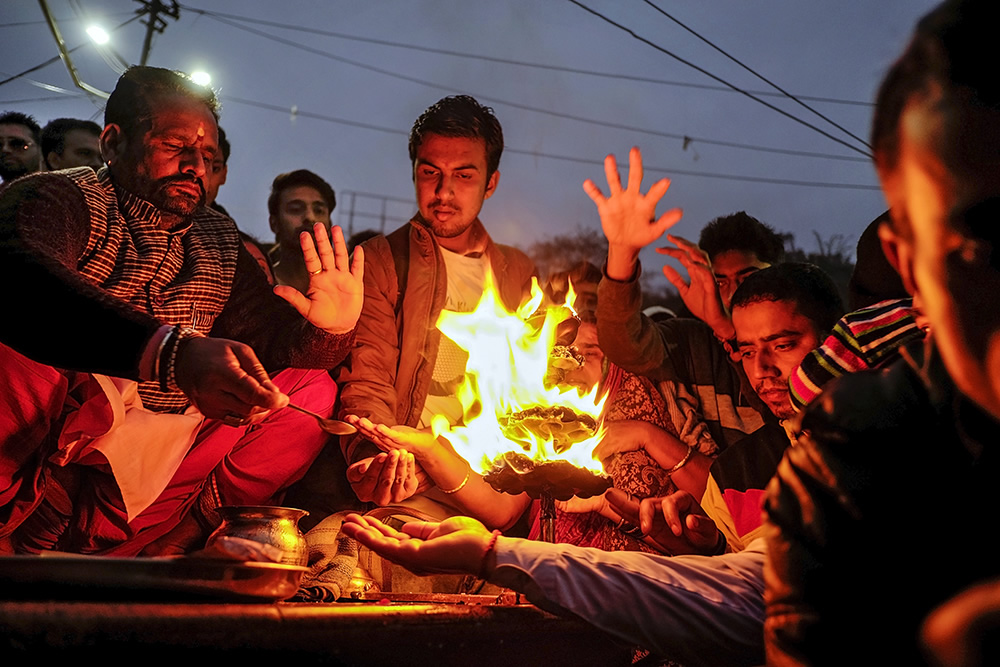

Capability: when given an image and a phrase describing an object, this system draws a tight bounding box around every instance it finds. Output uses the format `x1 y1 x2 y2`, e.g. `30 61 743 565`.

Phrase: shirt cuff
601 260 641 284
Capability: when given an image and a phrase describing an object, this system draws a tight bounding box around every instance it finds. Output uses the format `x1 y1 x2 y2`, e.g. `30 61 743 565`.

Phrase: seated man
0 66 362 556
764 1 1000 663
334 96 536 533
591 173 783 455
342 255 844 666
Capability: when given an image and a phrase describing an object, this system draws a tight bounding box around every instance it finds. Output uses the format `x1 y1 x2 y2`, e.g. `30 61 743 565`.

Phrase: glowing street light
190 71 212 87
86 25 110 45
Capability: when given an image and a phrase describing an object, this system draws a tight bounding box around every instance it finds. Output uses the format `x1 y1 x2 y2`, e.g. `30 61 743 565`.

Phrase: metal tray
0 554 307 601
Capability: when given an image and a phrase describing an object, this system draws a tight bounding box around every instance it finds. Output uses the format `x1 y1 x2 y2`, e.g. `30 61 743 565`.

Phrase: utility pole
134 0 180 66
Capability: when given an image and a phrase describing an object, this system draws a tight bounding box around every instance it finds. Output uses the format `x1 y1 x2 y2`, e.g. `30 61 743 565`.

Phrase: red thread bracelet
479 529 502 580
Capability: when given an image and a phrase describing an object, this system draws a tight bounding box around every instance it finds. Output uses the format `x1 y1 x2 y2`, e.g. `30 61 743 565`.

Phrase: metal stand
539 490 556 543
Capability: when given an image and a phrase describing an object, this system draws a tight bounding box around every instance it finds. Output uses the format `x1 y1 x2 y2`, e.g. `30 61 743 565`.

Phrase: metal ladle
287 403 357 435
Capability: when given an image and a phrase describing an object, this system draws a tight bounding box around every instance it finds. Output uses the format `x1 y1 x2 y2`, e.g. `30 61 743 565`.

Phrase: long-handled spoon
287 403 357 435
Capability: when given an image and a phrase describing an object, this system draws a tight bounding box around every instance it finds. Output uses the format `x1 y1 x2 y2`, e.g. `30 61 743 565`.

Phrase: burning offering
431 271 610 509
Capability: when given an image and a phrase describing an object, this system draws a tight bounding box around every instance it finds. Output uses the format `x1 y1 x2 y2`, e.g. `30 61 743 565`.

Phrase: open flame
431 270 607 475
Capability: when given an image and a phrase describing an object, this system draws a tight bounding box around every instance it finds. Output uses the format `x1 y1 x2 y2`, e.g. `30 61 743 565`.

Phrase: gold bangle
439 469 471 494
668 444 695 475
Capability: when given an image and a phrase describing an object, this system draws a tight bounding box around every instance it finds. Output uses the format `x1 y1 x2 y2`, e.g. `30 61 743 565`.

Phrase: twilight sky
2 0 940 286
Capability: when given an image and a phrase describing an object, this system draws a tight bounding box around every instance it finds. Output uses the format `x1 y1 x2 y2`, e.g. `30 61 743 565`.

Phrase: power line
199 10 868 164
177 3 872 108
0 14 142 89
0 11 135 29
641 0 871 150
567 0 873 158
224 95 880 192
0 95 88 104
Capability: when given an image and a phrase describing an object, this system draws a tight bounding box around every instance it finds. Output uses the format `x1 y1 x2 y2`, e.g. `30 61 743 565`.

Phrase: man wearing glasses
0 111 43 184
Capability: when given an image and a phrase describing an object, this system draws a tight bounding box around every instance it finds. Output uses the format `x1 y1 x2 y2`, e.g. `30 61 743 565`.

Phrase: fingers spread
603 153 622 194
662 264 689 292
298 229 321 271
313 222 336 267
625 146 644 192
327 224 349 269
273 284 310 317
350 244 365 279
582 179 606 205
651 207 684 237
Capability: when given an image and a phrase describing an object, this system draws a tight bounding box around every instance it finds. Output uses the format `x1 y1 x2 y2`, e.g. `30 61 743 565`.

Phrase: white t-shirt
419 248 490 429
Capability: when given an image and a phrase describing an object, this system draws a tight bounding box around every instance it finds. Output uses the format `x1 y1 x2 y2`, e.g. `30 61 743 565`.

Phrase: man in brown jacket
334 96 535 532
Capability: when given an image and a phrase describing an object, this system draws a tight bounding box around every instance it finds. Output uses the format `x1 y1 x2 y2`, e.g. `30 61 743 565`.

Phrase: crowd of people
2 0 998 664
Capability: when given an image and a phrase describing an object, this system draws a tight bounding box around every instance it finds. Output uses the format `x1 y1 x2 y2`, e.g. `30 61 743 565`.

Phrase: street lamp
86 25 110 45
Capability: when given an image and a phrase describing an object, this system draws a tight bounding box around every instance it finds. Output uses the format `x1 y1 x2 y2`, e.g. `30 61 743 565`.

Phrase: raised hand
582 147 683 280
274 223 364 334
346 450 421 505
657 234 734 339
175 336 287 422
340 513 494 576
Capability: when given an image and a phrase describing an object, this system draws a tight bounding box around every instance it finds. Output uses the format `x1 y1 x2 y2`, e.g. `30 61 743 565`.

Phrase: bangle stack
157 326 204 392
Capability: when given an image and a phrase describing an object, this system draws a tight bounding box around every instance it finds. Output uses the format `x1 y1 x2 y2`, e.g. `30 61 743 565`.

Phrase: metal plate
0 554 307 601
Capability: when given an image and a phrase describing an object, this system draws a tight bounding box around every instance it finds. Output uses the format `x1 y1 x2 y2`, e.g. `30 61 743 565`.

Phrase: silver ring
618 521 645 539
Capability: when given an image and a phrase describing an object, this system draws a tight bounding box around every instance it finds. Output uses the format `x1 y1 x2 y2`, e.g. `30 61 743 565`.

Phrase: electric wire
641 0 872 150
224 95 880 191
567 0 873 158
198 10 869 164
177 3 872 108
0 14 142 89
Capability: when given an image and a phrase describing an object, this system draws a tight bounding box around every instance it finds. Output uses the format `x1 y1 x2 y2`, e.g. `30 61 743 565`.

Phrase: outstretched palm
583 147 683 253
274 223 364 334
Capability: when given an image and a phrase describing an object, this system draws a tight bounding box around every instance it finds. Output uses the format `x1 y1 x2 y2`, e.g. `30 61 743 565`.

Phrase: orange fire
431 270 607 475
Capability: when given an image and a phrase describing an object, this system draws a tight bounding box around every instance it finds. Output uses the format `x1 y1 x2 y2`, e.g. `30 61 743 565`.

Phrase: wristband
479 529 502 579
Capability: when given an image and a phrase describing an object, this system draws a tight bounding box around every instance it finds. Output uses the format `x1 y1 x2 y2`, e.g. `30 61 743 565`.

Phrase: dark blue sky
2 1 939 285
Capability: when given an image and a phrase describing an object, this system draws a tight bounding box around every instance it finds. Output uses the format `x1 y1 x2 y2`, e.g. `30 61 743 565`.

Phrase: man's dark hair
40 118 101 167
730 262 844 337
408 95 504 178
217 126 231 164
104 66 220 140
0 111 41 144
872 0 995 177
267 169 337 217
698 211 785 265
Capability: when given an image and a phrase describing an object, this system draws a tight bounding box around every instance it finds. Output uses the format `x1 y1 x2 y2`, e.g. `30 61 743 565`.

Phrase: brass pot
207 506 309 566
